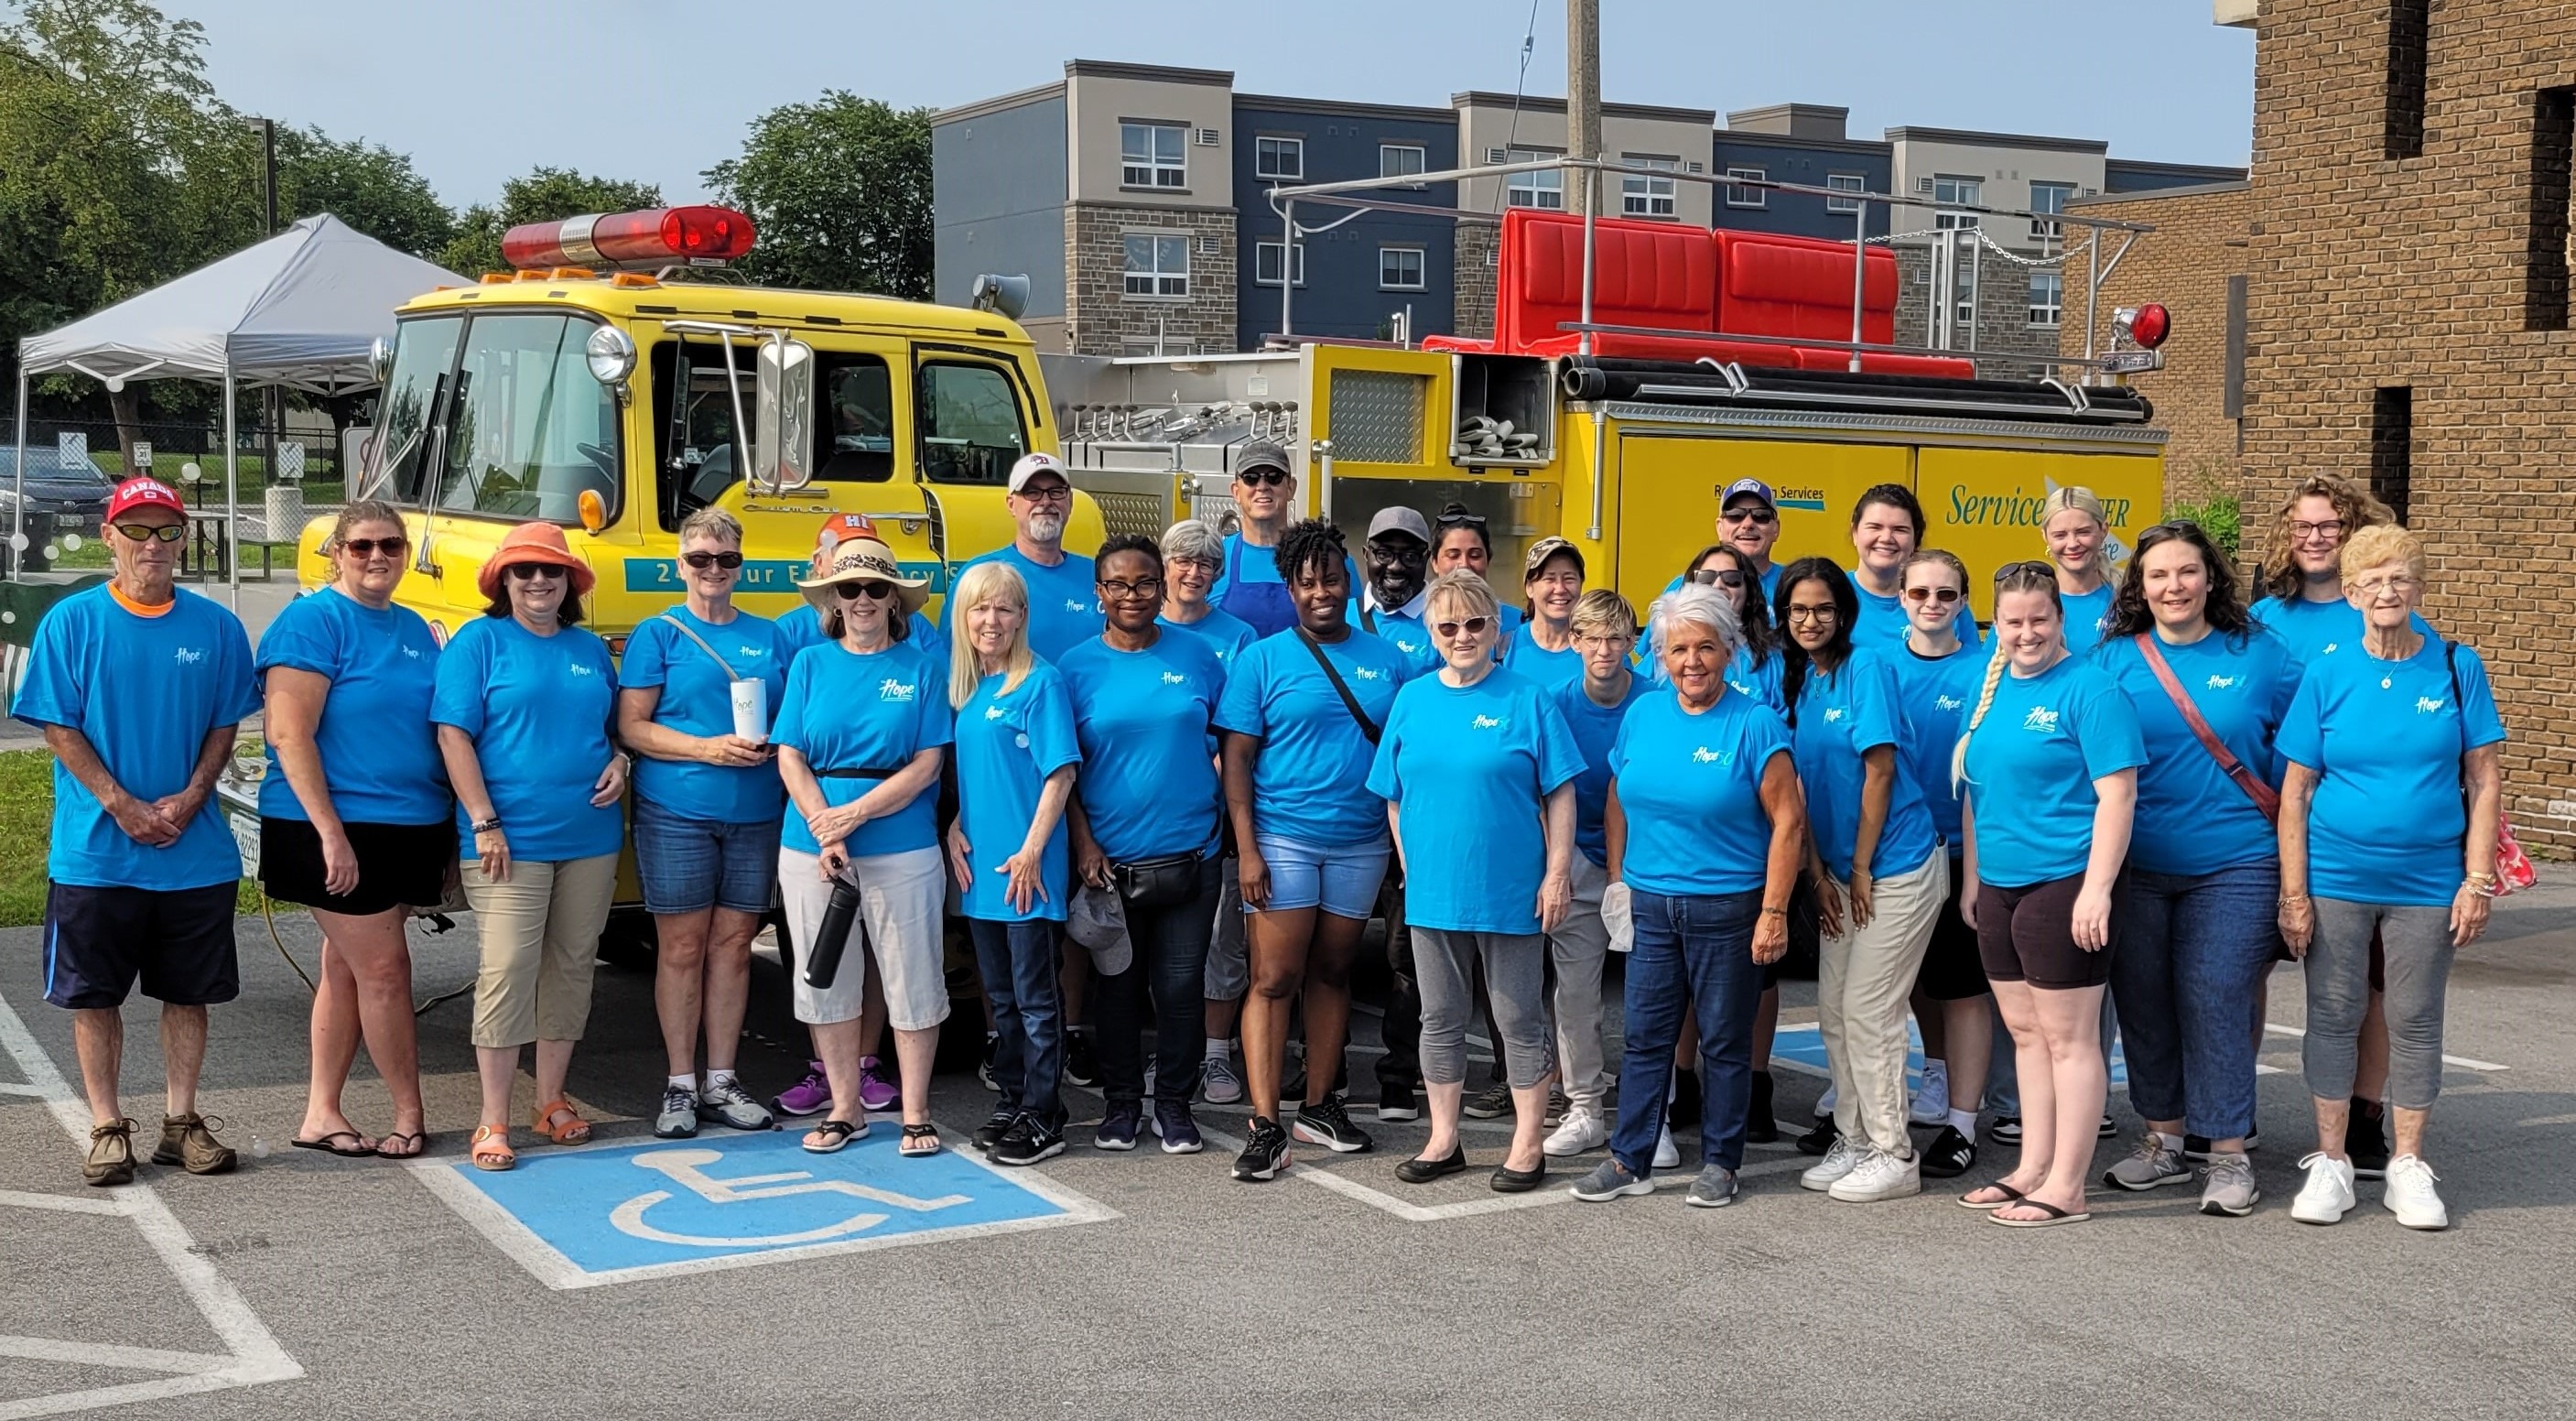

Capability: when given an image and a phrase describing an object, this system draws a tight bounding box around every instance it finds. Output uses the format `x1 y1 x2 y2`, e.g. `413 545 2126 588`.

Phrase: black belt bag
1114 851 1204 910
815 766 902 780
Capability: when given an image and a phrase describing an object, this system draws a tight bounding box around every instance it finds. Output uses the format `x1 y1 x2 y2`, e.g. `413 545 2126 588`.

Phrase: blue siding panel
934 96 1070 317
1708 137 1893 242
1231 102 1460 350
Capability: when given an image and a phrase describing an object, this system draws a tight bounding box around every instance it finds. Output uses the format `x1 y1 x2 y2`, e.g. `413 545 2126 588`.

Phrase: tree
438 167 662 277
275 125 456 261
703 92 932 299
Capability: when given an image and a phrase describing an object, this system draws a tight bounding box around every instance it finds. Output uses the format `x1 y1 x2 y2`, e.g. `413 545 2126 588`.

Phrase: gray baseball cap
1367 505 1431 545
1234 439 1293 478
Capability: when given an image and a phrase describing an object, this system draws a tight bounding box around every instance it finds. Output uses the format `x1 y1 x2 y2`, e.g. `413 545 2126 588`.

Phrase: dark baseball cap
1235 440 1293 478
1718 477 1777 511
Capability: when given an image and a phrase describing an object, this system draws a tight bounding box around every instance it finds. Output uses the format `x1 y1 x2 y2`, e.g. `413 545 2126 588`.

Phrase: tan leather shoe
83 1119 138 1187
152 1112 237 1176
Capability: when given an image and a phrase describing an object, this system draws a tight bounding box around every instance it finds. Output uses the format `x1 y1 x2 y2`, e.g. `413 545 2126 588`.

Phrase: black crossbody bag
1294 626 1382 745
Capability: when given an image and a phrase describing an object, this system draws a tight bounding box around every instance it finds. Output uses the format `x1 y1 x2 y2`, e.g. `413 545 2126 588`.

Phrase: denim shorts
632 796 781 917
1248 831 1391 921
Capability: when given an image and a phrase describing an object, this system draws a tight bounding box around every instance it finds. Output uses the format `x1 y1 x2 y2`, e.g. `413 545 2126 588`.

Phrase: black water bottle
803 875 864 989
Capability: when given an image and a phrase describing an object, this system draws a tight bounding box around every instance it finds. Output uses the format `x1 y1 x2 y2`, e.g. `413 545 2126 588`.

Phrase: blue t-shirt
1215 628 1413 847
1160 606 1260 669
2278 636 2506 907
254 587 448 825
1368 669 1586 935
1608 687 1794 897
1851 580 1982 655
771 638 951 859
2252 593 2430 660
619 606 790 824
1960 656 2147 888
1550 671 1653 868
1790 649 1942 881
1356 600 1440 671
2092 628 2302 876
1207 532 1363 641
13 586 259 889
777 602 942 667
2061 583 2116 656
429 617 622 862
944 545 1102 663
1058 632 1228 862
1499 624 1585 691
954 662 1082 922
1725 646 1786 712
1884 635 1989 848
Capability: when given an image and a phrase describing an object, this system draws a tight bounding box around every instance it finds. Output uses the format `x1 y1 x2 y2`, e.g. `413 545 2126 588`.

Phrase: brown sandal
470 1124 515 1172
532 1099 592 1146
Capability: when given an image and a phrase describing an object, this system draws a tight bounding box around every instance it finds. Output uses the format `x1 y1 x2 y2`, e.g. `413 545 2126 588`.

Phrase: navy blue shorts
44 881 240 1010
632 797 780 917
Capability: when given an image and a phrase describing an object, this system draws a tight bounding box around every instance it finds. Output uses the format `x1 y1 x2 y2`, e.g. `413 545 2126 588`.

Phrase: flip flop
290 1130 375 1158
899 1123 942 1157
373 1131 429 1160
1991 1199 2091 1229
1958 1181 2029 1211
803 1119 867 1155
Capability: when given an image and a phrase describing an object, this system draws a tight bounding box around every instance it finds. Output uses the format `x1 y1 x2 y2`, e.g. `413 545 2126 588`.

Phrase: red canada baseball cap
105 477 186 522
815 512 880 552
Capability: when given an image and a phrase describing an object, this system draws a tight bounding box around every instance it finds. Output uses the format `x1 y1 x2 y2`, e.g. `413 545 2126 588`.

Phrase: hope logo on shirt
2020 705 2062 733
2415 695 2448 716
878 678 917 702
402 644 423 659
983 705 1006 721
1065 598 1092 613
739 645 766 659
1353 667 1385 681
2321 642 2341 656
1690 745 1736 765
2204 674 2240 690
1471 714 1507 731
1161 671 1188 686
1935 693 1965 712
173 646 206 666
569 662 596 678
1823 707 1846 723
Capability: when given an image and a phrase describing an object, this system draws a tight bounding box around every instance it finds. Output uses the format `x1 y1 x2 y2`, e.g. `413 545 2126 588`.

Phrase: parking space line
0 1338 233 1377
0 1188 122 1217
2261 1023 2506 1071
0 1083 49 1098
0 992 303 1419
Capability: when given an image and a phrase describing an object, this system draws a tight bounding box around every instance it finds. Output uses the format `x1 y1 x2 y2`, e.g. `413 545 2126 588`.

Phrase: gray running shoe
1686 1163 1738 1209
2199 1152 2261 1217
698 1079 775 1132
1569 1156 1653 1202
653 1085 699 1139
1463 1082 1515 1119
2104 1133 2192 1191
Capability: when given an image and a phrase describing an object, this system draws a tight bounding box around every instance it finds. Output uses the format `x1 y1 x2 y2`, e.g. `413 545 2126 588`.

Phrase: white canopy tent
11 214 466 602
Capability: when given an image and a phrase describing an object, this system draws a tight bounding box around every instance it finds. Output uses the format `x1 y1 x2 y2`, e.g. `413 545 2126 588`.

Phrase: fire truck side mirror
368 336 395 386
754 337 815 492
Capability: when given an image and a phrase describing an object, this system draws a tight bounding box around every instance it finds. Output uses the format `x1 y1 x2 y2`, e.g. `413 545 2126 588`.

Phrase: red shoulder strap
2133 633 2278 823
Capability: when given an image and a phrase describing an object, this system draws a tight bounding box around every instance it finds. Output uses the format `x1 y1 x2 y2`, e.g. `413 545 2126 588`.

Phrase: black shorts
1915 852 1990 1001
259 818 454 917
1975 873 2115 991
44 882 239 1010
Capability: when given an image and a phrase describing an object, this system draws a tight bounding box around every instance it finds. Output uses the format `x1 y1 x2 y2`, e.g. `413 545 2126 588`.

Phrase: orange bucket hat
478 521 596 599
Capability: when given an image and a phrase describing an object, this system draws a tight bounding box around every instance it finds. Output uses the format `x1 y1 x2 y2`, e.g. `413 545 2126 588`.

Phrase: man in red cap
12 478 258 1186
776 513 942 665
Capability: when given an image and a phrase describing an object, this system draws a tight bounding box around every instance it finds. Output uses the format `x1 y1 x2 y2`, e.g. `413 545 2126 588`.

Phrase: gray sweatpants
2306 898 2457 1111
1412 927 1553 1090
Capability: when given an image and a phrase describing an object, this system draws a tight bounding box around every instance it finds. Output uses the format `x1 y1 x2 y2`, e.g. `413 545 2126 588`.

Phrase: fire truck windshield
373 311 622 525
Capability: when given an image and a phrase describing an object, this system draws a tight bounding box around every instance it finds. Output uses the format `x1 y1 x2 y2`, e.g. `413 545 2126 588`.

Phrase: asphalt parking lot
5 884 2574 1421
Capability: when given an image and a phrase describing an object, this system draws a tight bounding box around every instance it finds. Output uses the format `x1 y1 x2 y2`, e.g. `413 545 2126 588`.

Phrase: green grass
0 747 271 927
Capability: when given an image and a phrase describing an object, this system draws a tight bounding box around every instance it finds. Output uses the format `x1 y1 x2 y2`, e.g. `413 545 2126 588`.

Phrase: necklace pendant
2381 675 2394 689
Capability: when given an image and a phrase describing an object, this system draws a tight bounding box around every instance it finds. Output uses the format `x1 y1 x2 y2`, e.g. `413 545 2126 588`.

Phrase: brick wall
1889 241 2062 381
2243 0 2576 854
2052 183 2253 504
1064 202 1238 355
1453 219 1499 340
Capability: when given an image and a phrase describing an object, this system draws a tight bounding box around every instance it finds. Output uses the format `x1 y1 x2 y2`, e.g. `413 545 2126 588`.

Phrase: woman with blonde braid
1954 561 2144 1227
2041 486 2118 655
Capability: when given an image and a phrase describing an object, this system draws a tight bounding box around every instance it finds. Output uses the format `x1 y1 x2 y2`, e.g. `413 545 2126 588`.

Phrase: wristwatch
471 817 504 834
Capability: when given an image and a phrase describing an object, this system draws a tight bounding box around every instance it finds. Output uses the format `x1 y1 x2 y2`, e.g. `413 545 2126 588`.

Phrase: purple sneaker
857 1057 900 1113
774 1062 832 1119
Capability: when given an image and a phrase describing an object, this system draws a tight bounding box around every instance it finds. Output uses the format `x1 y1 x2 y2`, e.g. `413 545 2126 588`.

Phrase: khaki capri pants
463 852 620 1049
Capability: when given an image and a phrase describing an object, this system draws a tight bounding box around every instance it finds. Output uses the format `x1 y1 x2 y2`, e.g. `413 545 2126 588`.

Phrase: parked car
0 448 115 528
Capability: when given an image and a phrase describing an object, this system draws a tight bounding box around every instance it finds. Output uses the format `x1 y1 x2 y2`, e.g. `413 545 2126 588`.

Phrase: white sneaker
2290 1151 2357 1225
1542 1105 1608 1157
1201 1055 1244 1105
2382 1154 2449 1231
1828 1145 1923 1202
1909 1060 1951 1125
1652 1125 1681 1169
1801 1134 1864 1191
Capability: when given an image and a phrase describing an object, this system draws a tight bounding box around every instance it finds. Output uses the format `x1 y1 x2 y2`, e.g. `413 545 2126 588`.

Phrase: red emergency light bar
500 206 756 271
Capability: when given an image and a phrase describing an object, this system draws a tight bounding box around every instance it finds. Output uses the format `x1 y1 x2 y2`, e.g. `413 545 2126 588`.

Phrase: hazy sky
157 1 2254 210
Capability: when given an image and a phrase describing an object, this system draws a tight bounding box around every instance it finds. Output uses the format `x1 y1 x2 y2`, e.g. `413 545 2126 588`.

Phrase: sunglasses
1687 568 1747 589
683 550 745 570
341 537 406 558
1903 585 1964 604
1235 468 1289 488
1434 615 1492 638
1434 506 1487 527
112 522 188 544
1720 507 1778 526
1997 559 2055 580
834 580 897 602
504 562 564 582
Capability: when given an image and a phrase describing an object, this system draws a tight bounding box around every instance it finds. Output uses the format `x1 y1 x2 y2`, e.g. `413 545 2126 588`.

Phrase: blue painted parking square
1770 1022 2129 1090
413 1126 1116 1289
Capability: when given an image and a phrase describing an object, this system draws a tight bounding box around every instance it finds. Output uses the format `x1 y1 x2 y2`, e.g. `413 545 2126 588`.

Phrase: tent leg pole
11 369 26 585
223 365 239 613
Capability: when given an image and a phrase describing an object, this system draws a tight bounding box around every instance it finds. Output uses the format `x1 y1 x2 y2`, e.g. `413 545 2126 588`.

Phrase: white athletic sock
2152 1129 2184 1151
1949 1108 1977 1137
667 1074 695 1092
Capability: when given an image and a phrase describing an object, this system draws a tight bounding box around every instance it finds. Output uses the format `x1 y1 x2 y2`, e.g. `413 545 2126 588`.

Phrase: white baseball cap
1008 451 1071 494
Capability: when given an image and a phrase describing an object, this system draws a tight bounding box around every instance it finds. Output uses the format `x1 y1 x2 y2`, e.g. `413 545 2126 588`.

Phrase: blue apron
1218 534 1297 640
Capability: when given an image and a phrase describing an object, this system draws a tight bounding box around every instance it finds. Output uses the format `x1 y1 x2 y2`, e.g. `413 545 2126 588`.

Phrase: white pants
777 845 949 1030
1818 848 1948 1155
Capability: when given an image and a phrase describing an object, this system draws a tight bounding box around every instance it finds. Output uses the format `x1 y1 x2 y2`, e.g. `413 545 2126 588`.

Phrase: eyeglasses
1098 577 1164 599
2290 518 2347 541
1785 605 1839 624
504 562 564 582
683 550 744 570
341 537 406 558
1903 585 1964 604
1720 507 1778 526
1686 568 1747 589
2353 575 2420 599
1434 615 1492 638
1235 468 1288 488
1015 483 1073 503
834 580 897 602
111 522 187 544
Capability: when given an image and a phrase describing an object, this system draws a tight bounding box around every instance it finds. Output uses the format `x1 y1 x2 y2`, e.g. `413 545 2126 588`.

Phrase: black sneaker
970 1108 1017 1153
1280 1045 1308 1101
1063 1032 1099 1089
2098 1113 2117 1139
1986 1115 2023 1146
1920 1124 1976 1178
1463 1082 1514 1120
2184 1129 2262 1162
2347 1099 2390 1179
1542 1087 1572 1128
1232 1115 1291 1181
1667 1068 1701 1131
979 1033 1001 1092
990 1114 1066 1166
1293 1093 1374 1154
1744 1069 1779 1145
1376 1080 1421 1123
1795 1114 1840 1156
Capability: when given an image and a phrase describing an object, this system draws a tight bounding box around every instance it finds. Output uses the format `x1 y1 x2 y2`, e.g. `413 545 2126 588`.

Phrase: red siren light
2116 302 2171 351
500 206 757 272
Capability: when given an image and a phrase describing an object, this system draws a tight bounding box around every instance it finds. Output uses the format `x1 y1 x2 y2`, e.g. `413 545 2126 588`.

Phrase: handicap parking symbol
415 1127 1116 1290
1769 1023 2129 1090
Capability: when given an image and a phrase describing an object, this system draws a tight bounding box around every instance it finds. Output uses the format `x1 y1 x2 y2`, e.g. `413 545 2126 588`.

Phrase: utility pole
260 117 278 235
1566 0 1600 213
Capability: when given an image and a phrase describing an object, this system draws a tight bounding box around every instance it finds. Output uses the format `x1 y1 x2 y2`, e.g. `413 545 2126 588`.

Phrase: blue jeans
970 917 1065 1127
1095 857 1223 1108
1610 887 1766 1177
2109 863 2278 1140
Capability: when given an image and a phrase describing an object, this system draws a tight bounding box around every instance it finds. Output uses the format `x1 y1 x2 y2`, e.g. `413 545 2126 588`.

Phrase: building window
2029 180 2076 244
1955 262 1977 329
1622 155 1679 218
1254 136 1304 181
1121 123 1186 189
2528 87 2573 331
1380 143 1427 181
1724 166 1766 209
1506 148 1564 210
2027 270 2062 328
1824 172 1866 214
1254 240 1305 287
1380 246 1425 290
2386 0 2430 160
2370 386 2412 524
1122 233 1189 298
1932 174 1981 228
